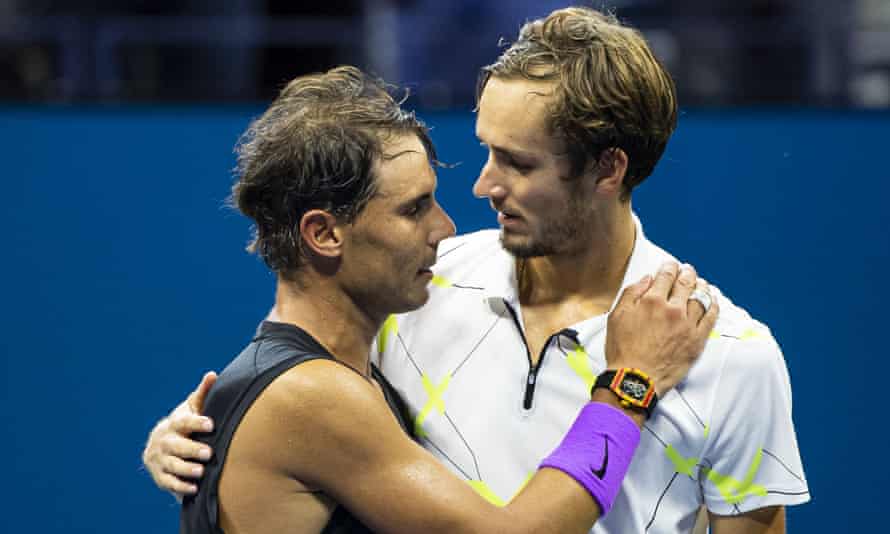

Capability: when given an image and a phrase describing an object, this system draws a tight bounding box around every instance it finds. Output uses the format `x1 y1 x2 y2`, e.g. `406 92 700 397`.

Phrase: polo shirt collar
480 241 521 304
608 213 659 312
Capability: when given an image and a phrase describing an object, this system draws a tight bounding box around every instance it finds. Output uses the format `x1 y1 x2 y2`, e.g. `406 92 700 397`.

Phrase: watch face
620 375 650 401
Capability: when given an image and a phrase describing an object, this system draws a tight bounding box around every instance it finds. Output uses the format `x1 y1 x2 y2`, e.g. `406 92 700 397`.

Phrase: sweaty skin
192 270 714 534
170 134 717 534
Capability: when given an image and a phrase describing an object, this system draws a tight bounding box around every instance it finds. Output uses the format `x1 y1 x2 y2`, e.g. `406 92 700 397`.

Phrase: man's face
338 134 456 319
474 77 597 258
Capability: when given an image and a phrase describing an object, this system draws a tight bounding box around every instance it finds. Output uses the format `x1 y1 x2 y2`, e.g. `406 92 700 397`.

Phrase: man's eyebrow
479 134 569 160
482 141 537 161
389 190 432 206
410 192 432 203
381 149 422 161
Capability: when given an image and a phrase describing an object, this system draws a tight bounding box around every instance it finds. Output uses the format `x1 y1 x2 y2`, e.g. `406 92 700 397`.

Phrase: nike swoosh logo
592 438 608 479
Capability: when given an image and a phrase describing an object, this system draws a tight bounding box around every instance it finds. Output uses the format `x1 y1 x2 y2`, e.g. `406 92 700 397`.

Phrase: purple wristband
539 402 641 516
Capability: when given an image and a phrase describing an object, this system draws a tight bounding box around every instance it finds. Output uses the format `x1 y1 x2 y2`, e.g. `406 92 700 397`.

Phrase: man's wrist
591 368 659 420
540 402 642 516
590 389 646 427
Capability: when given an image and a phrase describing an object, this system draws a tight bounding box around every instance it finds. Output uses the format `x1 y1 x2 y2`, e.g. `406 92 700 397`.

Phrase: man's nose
472 156 507 201
429 201 456 245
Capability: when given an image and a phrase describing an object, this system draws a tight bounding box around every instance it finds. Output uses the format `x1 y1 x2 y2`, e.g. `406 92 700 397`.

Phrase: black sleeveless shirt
180 321 413 534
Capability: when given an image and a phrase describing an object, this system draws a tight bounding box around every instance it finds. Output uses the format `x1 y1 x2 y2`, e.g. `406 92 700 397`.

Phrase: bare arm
260 263 719 534
257 359 604 534
144 261 717 502
709 506 785 534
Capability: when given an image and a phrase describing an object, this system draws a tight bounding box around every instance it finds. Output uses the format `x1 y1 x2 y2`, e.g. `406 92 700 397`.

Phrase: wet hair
478 7 677 198
232 66 436 276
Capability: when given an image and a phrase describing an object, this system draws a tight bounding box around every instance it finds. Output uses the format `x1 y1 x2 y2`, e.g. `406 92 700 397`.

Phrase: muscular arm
250 359 608 534
145 262 719 529
709 506 785 534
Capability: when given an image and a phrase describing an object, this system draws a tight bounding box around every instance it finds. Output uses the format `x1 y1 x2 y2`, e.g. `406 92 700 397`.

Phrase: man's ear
299 209 344 259
592 148 629 197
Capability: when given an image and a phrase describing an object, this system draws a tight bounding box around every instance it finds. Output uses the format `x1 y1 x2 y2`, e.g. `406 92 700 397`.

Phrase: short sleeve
700 331 810 515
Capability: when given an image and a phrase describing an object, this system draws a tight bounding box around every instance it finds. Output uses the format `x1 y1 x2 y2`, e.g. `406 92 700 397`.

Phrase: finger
161 433 213 462
696 289 720 334
187 371 218 414
157 472 198 496
647 261 679 299
163 455 206 480
685 279 709 320
668 264 698 307
614 274 653 310
168 411 214 435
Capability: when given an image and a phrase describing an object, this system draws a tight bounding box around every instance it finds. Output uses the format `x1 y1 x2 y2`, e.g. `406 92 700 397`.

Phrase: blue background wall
2 107 887 532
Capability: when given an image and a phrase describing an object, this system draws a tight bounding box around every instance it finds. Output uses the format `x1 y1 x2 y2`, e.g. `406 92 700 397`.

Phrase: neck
519 203 636 306
272 274 379 378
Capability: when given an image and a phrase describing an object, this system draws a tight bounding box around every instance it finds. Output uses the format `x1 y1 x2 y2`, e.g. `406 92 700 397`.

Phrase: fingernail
198 448 211 460
192 466 203 477
201 419 213 432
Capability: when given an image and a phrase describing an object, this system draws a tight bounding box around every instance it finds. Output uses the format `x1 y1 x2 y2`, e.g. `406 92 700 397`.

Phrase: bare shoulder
217 362 388 533
257 359 387 433
265 359 375 402
249 359 409 483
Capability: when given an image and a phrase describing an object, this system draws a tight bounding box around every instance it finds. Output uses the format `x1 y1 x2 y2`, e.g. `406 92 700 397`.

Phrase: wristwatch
592 368 659 418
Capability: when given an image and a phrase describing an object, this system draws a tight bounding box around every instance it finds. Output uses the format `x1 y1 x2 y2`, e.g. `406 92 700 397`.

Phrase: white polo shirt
375 217 809 533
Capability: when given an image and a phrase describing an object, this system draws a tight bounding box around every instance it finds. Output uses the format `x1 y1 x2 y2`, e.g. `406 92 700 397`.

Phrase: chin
391 290 430 314
500 233 552 258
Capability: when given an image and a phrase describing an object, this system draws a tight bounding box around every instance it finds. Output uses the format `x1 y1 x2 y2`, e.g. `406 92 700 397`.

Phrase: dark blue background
2 107 886 532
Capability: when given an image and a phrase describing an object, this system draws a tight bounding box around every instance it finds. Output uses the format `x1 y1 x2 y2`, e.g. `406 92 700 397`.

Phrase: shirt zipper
503 299 580 410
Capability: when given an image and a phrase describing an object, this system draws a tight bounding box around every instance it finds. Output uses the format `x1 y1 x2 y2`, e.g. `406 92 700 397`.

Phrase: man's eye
497 151 533 173
512 161 533 173
404 198 429 217
507 157 535 173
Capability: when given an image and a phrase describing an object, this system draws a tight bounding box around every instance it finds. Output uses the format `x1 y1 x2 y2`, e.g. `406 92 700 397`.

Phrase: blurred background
2 0 890 107
2 1 888 533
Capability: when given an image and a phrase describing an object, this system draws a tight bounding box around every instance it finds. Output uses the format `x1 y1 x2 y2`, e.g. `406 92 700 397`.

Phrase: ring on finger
688 287 712 313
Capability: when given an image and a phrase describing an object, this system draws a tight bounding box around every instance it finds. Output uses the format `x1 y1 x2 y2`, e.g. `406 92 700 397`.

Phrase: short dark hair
478 7 677 198
232 66 436 277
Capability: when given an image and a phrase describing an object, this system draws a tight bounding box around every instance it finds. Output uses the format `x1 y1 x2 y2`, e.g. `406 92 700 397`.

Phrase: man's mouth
418 261 436 275
497 211 522 225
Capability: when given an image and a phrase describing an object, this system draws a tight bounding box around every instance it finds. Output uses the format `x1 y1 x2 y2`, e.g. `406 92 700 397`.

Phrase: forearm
331 398 643 534
497 397 646 533
297 364 650 534
709 506 785 534
500 469 600 534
